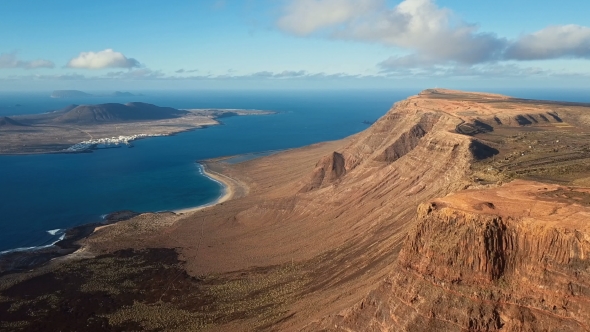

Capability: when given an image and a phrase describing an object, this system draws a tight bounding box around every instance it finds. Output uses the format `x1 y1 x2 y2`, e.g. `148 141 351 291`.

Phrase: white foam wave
47 228 62 236
0 234 66 255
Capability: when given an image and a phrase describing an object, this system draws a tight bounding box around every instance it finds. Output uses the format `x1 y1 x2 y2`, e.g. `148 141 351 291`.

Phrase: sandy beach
172 161 244 214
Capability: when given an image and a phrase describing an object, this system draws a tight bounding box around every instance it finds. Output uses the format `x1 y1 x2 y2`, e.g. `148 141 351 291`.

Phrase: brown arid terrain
1 89 590 331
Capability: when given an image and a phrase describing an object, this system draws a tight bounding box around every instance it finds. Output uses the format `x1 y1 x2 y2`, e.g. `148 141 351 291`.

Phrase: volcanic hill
0 116 26 127
1 89 590 331
51 102 188 124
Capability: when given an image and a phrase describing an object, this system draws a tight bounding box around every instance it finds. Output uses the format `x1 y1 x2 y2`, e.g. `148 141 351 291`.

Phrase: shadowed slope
0 116 26 127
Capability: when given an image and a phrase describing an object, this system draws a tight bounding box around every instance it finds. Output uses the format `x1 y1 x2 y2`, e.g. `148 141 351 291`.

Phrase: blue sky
1 0 590 90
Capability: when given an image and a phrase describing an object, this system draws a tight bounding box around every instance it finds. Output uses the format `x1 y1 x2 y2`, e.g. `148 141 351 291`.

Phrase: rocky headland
1 89 590 331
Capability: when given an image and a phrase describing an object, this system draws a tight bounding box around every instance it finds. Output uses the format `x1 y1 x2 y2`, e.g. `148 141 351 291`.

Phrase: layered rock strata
308 181 590 331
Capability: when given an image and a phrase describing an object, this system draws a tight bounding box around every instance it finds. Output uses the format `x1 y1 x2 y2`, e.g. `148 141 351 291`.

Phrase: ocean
0 88 589 253
0 89 418 252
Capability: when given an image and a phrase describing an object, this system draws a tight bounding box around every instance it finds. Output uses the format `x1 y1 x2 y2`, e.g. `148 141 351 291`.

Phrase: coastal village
64 134 163 152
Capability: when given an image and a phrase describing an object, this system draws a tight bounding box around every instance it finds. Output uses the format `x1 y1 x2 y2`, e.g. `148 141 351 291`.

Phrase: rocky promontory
310 180 590 331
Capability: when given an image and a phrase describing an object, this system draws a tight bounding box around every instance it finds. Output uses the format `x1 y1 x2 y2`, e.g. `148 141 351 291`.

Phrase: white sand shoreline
172 162 236 214
92 161 240 235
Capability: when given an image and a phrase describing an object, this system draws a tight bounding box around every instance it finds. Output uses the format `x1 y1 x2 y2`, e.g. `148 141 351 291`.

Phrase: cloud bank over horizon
277 0 590 70
66 49 140 69
0 52 55 69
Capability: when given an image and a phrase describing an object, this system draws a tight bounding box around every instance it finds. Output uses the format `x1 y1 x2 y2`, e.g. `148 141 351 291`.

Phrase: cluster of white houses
65 134 162 152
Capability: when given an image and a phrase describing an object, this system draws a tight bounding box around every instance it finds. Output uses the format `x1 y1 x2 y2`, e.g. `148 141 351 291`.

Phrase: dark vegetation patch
0 211 140 276
471 126 590 184
456 120 494 136
0 248 308 331
539 188 590 206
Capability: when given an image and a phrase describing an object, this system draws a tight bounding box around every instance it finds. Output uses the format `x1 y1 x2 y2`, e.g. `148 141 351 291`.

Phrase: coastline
173 161 241 214
0 124 216 156
0 211 140 276
0 109 276 155
0 157 247 275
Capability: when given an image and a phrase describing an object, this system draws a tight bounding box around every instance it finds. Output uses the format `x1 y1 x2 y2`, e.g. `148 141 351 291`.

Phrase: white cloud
25 59 55 69
277 0 380 35
0 52 55 69
277 0 590 69
382 63 550 78
277 0 506 65
106 68 163 79
175 68 199 74
506 25 590 60
4 73 86 80
249 70 308 78
66 49 140 69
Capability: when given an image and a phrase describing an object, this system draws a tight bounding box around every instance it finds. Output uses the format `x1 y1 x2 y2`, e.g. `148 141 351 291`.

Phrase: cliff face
307 181 590 331
164 89 590 330
298 100 468 194
300 151 346 192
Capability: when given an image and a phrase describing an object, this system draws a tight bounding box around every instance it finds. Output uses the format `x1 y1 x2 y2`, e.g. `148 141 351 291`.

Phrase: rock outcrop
300 151 346 192
307 181 590 331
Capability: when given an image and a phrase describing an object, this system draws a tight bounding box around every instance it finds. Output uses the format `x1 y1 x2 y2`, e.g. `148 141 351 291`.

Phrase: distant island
50 90 143 98
0 102 275 154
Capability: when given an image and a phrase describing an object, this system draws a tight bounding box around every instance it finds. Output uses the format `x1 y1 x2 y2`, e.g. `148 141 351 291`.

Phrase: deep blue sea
0 88 589 253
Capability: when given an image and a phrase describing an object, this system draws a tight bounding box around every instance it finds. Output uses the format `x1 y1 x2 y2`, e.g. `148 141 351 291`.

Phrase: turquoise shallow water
0 89 418 252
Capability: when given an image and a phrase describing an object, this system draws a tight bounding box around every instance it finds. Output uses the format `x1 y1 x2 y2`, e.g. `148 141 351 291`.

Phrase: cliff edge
307 180 590 331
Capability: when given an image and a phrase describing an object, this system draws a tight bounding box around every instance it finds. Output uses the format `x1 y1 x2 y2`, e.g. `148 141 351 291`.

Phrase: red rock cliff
306 181 590 331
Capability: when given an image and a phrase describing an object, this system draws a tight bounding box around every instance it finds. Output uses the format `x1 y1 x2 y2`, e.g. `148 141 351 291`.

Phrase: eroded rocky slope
300 89 590 331
308 181 590 331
